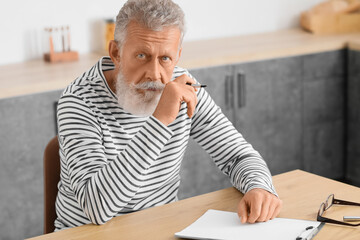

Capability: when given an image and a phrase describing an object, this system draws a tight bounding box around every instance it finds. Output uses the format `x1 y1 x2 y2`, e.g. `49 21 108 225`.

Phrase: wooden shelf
1 28 360 99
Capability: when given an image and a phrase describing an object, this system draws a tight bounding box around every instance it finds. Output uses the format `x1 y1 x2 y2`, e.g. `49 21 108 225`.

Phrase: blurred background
0 0 325 65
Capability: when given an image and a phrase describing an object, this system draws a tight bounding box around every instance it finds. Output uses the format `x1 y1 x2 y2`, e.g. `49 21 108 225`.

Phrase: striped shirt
55 57 277 230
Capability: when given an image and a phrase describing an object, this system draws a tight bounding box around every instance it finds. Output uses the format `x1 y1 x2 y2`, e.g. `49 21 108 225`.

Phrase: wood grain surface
27 170 360 240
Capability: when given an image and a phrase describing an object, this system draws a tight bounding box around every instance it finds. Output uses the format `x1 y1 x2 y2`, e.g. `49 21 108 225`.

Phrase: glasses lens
325 194 334 210
318 203 325 216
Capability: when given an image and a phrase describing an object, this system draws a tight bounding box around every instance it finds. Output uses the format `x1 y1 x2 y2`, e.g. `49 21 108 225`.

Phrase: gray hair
114 0 185 51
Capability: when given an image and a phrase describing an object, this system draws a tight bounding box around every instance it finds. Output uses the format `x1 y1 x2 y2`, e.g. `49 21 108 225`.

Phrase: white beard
115 72 164 117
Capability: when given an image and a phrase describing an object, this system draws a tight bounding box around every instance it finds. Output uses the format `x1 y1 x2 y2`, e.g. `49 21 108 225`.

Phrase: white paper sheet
175 209 322 240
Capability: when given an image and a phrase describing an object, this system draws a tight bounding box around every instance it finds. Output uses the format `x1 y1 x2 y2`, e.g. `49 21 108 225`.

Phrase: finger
175 74 200 93
182 89 197 118
270 200 282 220
189 92 198 118
192 85 199 92
174 74 196 85
265 201 276 221
248 199 262 223
238 200 249 224
172 74 186 83
265 197 281 221
257 199 270 222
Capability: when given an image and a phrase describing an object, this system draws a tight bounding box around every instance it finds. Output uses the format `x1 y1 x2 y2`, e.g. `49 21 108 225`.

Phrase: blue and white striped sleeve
190 86 278 196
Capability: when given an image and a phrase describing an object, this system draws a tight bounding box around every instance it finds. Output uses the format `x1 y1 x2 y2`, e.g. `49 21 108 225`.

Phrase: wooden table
28 170 360 240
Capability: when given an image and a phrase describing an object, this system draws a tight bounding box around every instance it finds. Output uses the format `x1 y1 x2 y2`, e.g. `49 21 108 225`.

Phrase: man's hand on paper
237 188 282 224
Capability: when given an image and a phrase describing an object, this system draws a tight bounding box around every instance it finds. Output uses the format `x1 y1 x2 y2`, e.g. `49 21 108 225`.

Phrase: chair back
43 136 60 234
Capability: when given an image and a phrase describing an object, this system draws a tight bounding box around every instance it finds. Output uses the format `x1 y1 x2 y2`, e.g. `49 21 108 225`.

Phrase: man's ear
108 40 121 66
175 47 182 65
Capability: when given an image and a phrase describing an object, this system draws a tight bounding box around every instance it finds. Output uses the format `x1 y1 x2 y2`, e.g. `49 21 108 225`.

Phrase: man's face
120 21 181 88
114 21 182 116
116 22 181 116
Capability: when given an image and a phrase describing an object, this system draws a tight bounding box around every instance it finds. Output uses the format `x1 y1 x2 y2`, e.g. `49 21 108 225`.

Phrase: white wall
0 0 324 66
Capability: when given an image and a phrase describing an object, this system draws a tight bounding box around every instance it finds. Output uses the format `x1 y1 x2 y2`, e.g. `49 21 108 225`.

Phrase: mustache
133 81 165 91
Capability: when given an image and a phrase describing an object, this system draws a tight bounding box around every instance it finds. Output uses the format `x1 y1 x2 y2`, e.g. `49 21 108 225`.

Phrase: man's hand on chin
152 74 198 126
237 188 282 224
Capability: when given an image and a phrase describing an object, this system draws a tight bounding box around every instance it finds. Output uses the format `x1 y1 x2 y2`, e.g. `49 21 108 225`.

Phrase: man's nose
145 59 161 82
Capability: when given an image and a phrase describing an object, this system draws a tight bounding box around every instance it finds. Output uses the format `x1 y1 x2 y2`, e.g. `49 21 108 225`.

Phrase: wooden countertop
1 28 360 99
27 170 360 240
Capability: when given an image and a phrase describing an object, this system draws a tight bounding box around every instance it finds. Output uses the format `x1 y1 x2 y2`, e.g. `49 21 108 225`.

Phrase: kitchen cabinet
0 90 63 240
347 49 360 187
180 57 305 199
180 50 346 199
302 50 345 179
233 56 303 175
232 51 345 179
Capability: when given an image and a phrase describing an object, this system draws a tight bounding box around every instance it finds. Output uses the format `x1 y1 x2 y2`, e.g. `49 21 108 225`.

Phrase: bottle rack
44 51 79 63
44 26 79 63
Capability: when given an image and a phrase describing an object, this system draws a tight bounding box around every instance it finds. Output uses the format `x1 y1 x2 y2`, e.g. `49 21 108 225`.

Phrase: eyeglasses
317 194 360 226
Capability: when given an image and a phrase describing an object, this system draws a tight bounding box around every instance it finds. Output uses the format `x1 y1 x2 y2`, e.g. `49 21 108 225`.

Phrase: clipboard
175 209 323 240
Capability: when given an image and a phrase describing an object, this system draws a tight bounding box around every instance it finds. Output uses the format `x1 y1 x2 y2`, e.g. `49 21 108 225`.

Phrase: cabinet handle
237 72 246 108
225 75 229 109
230 75 234 109
225 75 233 110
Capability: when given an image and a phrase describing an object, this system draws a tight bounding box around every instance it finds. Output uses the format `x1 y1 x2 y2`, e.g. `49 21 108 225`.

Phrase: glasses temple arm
333 198 360 206
317 215 360 227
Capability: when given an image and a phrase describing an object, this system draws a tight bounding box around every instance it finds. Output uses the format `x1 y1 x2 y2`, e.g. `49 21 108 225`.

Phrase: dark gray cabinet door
346 49 360 187
178 65 233 199
0 89 63 240
180 50 347 198
302 50 345 179
232 57 303 175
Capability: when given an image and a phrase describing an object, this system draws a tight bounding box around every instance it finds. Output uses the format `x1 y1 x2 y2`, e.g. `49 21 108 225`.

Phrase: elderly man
55 0 282 231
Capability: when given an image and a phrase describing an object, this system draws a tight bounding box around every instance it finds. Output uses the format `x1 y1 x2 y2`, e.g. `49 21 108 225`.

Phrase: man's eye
162 56 170 62
137 53 145 59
